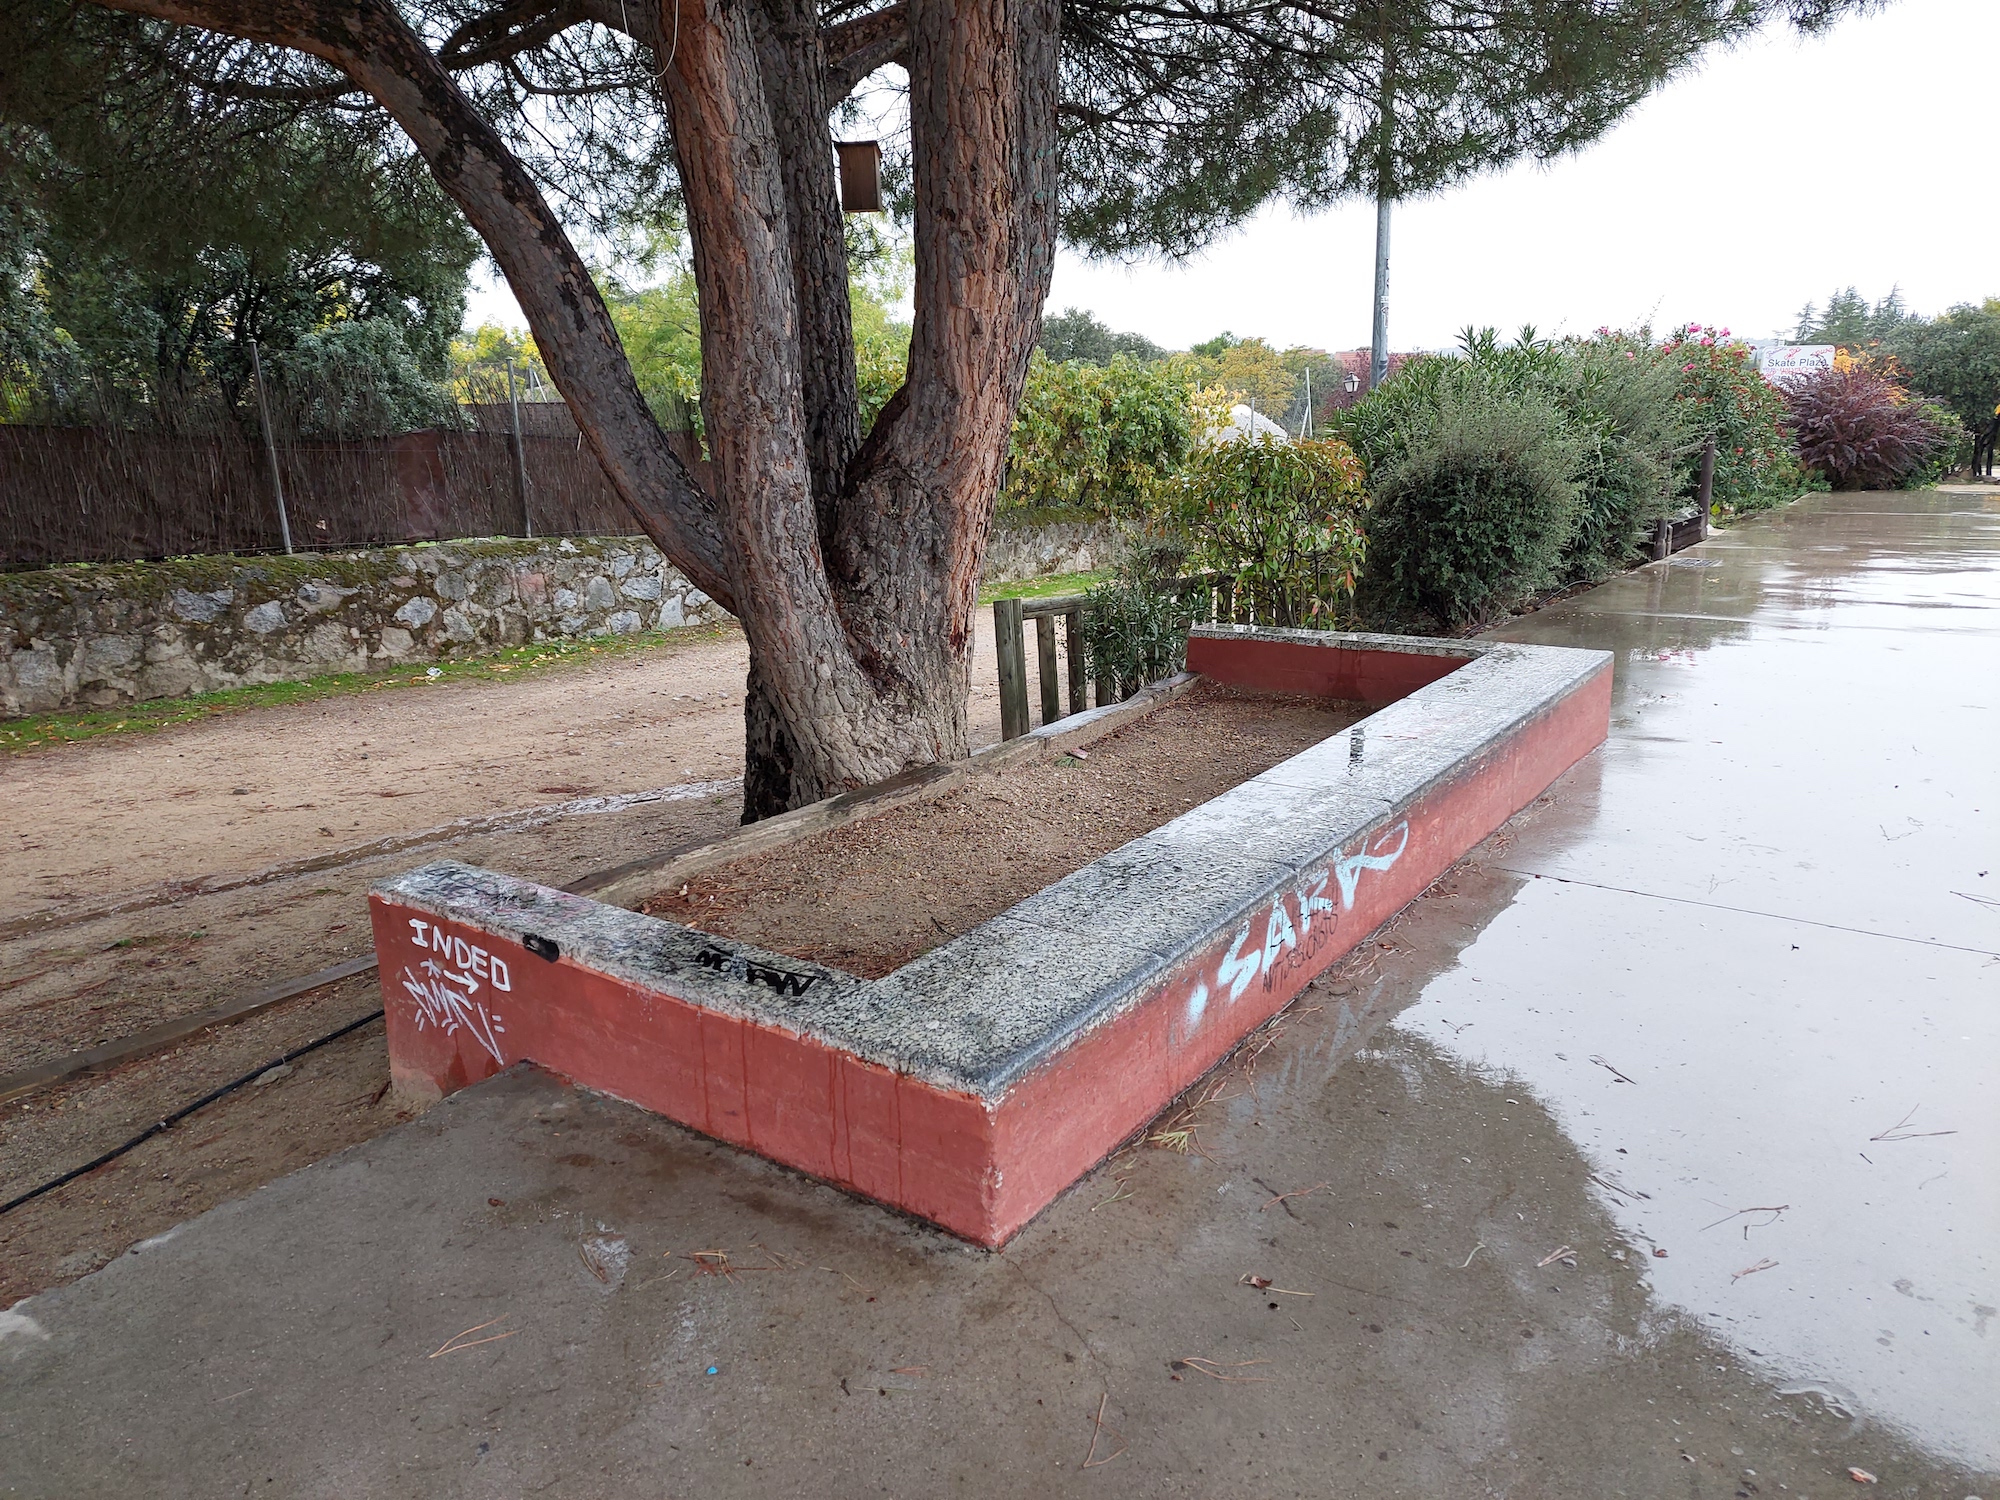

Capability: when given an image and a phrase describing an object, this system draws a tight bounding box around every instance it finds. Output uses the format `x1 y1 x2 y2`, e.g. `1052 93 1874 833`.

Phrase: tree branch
823 1 907 100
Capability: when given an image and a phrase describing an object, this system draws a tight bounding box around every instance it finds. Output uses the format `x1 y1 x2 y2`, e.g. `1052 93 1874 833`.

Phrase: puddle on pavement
1372 491 2000 1470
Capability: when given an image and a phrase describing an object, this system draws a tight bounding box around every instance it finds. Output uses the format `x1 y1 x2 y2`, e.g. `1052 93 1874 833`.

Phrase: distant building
1209 403 1292 444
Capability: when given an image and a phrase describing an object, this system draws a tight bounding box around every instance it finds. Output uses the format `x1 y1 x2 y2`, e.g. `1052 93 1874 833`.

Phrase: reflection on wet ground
1405 489 2000 1467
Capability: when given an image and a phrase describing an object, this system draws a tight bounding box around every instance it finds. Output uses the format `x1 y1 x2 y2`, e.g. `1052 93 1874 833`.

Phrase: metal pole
1369 188 1392 392
506 360 532 539
1696 435 1717 538
247 339 293 555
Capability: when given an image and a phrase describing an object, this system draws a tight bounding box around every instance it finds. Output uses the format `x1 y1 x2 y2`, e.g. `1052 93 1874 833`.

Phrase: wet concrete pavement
2 491 1995 1496
1434 488 2000 1469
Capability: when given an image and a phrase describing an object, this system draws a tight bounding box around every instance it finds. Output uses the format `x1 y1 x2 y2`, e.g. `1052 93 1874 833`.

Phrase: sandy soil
0 606 1072 1299
645 684 1364 977
2 611 1040 927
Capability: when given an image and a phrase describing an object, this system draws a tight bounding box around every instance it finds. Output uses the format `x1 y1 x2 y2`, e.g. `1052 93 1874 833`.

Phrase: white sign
1757 345 1835 382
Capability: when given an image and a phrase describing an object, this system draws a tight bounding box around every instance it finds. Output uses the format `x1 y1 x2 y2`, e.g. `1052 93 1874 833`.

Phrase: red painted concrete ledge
369 626 1612 1246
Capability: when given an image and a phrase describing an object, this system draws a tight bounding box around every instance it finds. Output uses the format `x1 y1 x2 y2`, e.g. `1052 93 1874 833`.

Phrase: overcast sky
467 0 1996 354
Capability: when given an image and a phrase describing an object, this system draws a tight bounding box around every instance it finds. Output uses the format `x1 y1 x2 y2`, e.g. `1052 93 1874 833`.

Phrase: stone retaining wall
2 520 1122 717
981 518 1123 582
0 537 723 716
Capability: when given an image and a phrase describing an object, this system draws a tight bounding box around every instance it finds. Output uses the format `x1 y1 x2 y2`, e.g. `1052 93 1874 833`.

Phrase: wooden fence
0 400 709 569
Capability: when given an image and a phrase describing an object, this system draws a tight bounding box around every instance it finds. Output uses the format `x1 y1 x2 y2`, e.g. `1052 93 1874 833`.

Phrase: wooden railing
993 574 1241 740
1652 435 1717 561
992 593 1092 740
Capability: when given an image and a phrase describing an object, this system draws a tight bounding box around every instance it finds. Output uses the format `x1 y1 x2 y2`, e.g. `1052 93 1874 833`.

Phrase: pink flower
1625 351 1637 360
1683 362 1696 372
1719 327 1731 337
1688 322 1703 332
1701 337 1714 347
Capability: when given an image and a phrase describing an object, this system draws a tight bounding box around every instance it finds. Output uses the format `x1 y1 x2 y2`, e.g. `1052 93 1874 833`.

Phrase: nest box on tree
836 141 882 213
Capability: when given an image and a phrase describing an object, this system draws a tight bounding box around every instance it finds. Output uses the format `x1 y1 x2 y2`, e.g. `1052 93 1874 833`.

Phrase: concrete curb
368 628 1612 1245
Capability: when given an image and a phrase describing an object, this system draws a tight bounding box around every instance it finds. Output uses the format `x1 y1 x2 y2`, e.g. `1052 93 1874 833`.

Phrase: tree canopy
1059 0 1878 256
0 3 478 421
1793 285 2000 434
1038 307 1165 366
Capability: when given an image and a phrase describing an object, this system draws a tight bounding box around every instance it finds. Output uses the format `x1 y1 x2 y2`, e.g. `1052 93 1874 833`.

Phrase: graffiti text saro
1184 822 1410 1036
398 919 510 1066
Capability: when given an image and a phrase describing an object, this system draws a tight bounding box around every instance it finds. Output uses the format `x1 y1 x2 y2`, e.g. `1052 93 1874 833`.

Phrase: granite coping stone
376 861 866 1037
374 630 1611 1102
1192 622 1504 661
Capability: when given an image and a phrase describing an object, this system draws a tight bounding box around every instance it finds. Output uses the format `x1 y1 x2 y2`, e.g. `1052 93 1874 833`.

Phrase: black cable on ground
0 1009 386 1217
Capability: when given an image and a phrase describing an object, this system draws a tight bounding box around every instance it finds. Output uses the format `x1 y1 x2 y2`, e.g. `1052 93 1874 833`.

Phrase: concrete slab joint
369 625 1612 1246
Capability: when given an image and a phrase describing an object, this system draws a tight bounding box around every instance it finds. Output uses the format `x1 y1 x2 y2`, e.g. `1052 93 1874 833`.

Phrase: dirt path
0 608 1067 1298
0 610 1050 1062
3 614 1029 924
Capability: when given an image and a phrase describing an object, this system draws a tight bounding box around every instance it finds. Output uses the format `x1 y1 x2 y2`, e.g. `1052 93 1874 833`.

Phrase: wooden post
507 360 532 539
1217 575 1235 625
1035 613 1061 725
1652 517 1671 562
1064 606 1087 716
995 597 1028 740
1696 435 1716 539
247 339 293 555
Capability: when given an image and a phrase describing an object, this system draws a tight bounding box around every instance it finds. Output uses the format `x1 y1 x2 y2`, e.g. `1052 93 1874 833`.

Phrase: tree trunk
85 0 1060 822
658 0 1057 819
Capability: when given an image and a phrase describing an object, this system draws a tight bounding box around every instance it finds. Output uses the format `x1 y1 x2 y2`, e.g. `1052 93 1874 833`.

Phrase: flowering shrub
1660 324 1808 513
1336 326 1687 614
1783 362 1955 490
1361 387 1585 629
1080 540 1199 695
1080 434 1367 691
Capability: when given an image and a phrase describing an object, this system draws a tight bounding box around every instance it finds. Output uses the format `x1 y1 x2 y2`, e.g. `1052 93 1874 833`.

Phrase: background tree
45 0 1877 820
1795 286 1917 349
0 5 478 423
1037 307 1166 366
1890 300 2000 436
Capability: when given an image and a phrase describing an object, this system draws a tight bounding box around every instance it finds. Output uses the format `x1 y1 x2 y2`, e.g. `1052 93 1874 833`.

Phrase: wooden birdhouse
836 141 882 213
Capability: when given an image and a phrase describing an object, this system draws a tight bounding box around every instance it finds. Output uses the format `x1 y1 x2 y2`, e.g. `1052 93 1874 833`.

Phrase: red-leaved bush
1783 365 1949 490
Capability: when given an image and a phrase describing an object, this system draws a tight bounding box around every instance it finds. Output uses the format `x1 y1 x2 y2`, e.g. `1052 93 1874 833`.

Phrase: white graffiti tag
1194 821 1414 1028
1331 822 1410 909
400 958 507 1066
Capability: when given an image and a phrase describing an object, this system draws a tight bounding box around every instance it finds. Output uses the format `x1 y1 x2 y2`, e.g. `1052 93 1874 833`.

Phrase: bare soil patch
642 683 1365 978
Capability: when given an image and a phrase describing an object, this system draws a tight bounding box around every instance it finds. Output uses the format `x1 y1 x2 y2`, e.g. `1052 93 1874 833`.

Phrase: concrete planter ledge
369 625 1612 1245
